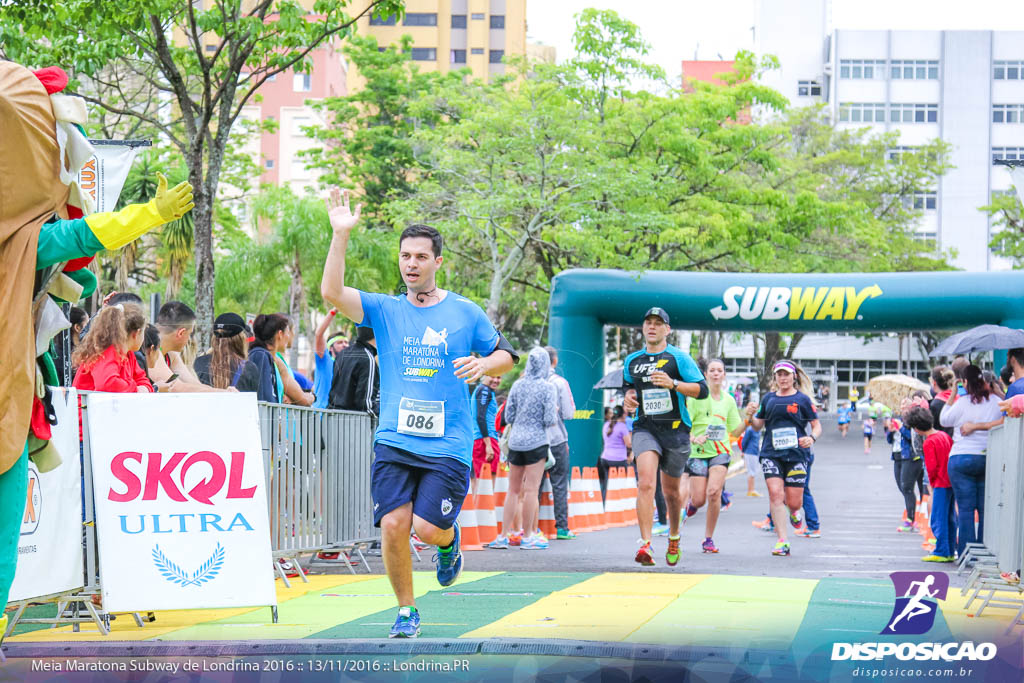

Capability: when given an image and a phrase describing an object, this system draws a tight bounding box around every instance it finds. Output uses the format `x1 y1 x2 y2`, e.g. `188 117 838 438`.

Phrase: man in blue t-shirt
320 190 517 639
1004 348 1024 401
310 309 349 409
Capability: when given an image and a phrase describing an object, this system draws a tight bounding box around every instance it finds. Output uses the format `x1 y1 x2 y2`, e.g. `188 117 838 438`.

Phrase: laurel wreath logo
152 543 225 587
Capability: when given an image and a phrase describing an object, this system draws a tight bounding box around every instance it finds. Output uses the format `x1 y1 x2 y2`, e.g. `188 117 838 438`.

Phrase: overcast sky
527 0 1024 82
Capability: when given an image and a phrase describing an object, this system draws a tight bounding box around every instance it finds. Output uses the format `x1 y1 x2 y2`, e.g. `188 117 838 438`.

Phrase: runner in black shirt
622 307 707 568
745 360 821 557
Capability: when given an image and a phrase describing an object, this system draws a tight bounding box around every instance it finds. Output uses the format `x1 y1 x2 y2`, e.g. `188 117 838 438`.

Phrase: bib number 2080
397 398 445 438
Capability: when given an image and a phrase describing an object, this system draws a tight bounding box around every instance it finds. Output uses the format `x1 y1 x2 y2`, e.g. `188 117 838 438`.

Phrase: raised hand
326 188 362 233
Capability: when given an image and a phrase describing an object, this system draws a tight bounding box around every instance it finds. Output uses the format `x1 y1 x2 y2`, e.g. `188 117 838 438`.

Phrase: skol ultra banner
9 388 83 602
87 392 276 613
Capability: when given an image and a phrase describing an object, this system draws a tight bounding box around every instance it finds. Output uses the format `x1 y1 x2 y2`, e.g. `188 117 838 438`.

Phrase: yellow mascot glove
153 172 195 221
85 173 195 250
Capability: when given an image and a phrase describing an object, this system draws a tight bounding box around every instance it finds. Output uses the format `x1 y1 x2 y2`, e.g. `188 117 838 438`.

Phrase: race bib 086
397 397 445 438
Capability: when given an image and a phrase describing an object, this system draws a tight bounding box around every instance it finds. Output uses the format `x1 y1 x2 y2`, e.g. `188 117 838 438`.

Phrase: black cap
213 312 247 338
643 307 670 325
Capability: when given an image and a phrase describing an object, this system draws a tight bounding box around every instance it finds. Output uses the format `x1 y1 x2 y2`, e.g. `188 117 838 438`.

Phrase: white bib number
642 388 672 416
705 424 727 442
397 397 445 438
892 431 902 453
772 427 799 450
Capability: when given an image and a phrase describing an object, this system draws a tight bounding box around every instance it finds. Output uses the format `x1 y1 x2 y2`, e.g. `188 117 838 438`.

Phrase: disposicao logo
710 285 882 321
831 572 997 663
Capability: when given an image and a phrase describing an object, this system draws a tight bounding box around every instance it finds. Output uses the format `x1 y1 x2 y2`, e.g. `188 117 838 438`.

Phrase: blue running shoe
389 606 421 638
520 534 549 549
433 522 463 586
487 535 510 549
652 522 670 536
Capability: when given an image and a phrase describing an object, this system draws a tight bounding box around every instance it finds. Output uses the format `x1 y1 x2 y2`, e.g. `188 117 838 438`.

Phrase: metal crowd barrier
958 416 1024 633
258 402 379 582
5 397 379 637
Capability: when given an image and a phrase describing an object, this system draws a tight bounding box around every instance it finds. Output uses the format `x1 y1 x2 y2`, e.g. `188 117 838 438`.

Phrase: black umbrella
593 368 624 390
929 324 1024 357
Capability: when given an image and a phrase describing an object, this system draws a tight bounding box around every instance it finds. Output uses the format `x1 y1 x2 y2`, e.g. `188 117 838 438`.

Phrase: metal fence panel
984 417 1024 574
257 403 378 555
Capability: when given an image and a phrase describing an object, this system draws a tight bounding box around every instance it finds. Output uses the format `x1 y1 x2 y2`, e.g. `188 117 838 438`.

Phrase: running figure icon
887 575 939 633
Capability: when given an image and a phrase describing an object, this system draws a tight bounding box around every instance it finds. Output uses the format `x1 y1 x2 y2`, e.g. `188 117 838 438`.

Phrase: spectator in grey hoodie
488 347 557 550
544 345 577 540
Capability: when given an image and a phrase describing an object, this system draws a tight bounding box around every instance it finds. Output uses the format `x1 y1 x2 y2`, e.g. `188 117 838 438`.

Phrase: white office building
756 0 1024 271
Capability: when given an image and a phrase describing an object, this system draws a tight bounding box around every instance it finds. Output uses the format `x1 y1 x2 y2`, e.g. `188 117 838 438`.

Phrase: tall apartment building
350 0 527 89
246 1 526 188
756 0 1024 271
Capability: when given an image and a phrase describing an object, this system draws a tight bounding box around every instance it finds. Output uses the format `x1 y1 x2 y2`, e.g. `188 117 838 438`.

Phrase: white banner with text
87 392 276 612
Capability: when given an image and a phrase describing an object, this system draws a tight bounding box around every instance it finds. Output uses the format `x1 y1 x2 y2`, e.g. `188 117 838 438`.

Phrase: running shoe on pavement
1000 571 1020 583
797 528 821 538
520 534 549 550
666 535 681 566
771 541 791 556
721 492 733 511
752 517 772 529
746 491 763 497
487 535 510 549
556 528 577 540
896 521 916 533
702 537 719 553
433 522 463 586
921 554 955 563
389 606 421 638
789 510 804 531
509 531 523 546
652 522 670 536
635 541 656 567
681 504 697 526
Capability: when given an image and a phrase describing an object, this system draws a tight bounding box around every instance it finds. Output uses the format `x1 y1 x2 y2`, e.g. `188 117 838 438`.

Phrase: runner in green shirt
684 359 745 553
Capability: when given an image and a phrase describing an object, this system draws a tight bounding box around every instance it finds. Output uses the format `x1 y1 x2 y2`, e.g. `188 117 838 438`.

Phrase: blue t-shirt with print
312 350 333 409
358 290 500 466
837 405 854 424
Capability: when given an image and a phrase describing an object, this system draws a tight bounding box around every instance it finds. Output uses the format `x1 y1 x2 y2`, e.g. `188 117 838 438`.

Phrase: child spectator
905 406 955 562
72 304 152 393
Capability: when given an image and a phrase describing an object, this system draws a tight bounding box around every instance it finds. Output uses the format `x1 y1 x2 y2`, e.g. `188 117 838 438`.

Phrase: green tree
215 185 398 330
0 0 404 346
982 181 1023 266
303 34 464 230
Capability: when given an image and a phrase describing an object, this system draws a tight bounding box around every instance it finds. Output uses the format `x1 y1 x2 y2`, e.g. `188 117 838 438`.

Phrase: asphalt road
317 417 948 583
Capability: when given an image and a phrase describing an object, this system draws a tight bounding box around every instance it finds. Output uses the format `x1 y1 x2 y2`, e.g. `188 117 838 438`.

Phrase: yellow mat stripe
461 573 709 641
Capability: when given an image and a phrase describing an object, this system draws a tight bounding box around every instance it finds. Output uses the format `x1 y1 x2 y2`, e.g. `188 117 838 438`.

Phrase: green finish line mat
6 571 1019 647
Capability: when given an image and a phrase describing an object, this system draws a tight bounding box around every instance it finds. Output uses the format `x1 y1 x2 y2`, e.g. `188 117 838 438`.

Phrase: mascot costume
0 61 194 645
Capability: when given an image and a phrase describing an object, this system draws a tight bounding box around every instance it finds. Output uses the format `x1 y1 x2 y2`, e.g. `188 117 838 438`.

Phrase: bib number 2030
397 398 445 438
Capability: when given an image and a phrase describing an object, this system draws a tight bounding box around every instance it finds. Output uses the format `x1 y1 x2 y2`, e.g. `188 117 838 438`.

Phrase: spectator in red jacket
905 406 955 562
72 303 153 394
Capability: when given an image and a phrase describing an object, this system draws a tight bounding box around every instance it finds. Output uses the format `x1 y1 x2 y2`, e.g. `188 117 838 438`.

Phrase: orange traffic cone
494 465 509 535
457 494 484 551
606 467 624 527
622 467 638 525
569 467 590 532
586 467 608 530
476 463 498 543
539 474 557 537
